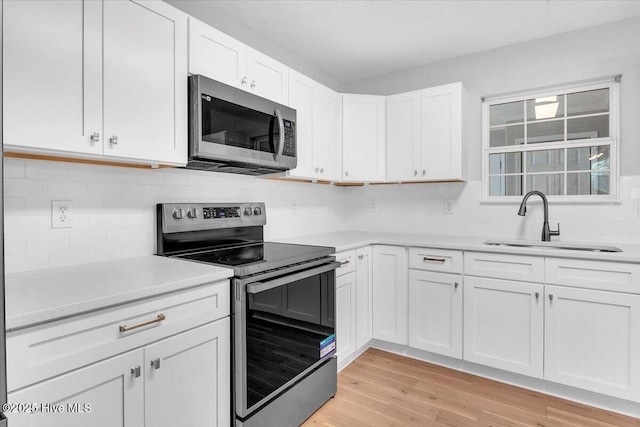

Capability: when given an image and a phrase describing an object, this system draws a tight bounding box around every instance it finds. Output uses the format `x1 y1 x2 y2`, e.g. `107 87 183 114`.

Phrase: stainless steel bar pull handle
131 366 141 378
151 358 161 370
340 260 350 266
110 135 118 145
90 132 100 143
119 314 165 332
423 257 446 263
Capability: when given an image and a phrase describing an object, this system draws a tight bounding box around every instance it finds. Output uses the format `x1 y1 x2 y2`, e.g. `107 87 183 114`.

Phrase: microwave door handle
246 261 340 294
274 108 285 161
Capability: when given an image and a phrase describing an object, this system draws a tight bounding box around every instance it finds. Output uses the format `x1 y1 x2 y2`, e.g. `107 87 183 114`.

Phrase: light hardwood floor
302 348 640 427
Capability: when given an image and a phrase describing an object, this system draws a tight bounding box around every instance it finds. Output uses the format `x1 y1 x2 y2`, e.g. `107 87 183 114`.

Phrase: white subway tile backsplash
5 252 49 274
4 198 26 217
5 235 26 255
69 230 108 248
7 158 640 272
137 169 166 185
26 233 70 252
25 161 69 181
49 247 90 268
4 179 48 198
4 159 26 179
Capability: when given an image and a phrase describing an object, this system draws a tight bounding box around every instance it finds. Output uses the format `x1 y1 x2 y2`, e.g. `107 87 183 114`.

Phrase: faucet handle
550 223 560 237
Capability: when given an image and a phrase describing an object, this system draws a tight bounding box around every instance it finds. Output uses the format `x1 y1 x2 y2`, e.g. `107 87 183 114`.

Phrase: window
482 79 619 202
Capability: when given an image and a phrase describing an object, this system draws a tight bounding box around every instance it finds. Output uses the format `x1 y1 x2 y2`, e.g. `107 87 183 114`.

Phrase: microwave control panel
282 120 296 157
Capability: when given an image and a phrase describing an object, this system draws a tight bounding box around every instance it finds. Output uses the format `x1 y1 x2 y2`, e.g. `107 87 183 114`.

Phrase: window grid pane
485 82 615 199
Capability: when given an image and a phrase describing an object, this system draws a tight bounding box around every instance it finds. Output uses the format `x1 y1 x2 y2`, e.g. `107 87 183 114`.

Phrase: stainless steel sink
483 239 623 253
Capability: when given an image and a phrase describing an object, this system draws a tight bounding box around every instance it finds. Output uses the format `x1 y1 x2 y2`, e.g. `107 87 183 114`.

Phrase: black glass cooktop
175 242 333 277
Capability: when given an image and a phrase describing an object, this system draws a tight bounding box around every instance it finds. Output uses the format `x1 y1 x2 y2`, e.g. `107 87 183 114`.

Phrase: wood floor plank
302 349 640 427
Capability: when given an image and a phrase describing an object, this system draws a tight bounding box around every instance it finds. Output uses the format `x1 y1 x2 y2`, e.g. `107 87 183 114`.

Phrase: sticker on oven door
320 334 336 358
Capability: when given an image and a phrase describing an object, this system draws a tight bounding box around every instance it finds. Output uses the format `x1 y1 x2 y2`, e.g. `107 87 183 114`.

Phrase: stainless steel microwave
187 75 297 175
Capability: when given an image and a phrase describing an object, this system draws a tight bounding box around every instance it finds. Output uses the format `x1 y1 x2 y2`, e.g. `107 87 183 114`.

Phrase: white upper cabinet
189 18 289 105
288 70 341 181
421 82 463 181
342 94 386 182
386 83 464 182
3 0 102 156
386 91 421 182
103 0 187 165
3 0 188 166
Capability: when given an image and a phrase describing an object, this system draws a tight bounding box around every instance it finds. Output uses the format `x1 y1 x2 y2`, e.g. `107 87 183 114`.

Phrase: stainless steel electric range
157 202 338 427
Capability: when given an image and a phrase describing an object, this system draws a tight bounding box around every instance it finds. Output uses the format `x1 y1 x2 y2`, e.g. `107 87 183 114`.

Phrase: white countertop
5 256 234 331
275 231 640 264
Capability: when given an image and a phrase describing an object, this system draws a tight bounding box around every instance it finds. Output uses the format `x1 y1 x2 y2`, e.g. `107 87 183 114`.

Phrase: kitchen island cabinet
3 0 188 167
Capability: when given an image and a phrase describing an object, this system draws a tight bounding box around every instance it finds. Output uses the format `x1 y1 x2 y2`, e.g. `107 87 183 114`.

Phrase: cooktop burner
174 242 333 277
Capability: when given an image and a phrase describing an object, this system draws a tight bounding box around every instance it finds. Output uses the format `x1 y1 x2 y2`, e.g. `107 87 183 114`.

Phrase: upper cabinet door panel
188 17 247 90
421 83 463 180
246 48 289 105
313 86 341 181
288 70 315 178
3 0 102 155
103 0 187 165
386 91 421 182
342 95 386 182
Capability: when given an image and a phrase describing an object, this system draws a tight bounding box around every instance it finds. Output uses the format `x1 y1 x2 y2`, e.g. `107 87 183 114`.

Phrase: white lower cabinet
8 320 230 427
408 270 462 358
335 271 356 364
8 349 144 427
372 245 408 345
463 276 544 378
544 285 640 401
355 247 373 349
335 247 373 367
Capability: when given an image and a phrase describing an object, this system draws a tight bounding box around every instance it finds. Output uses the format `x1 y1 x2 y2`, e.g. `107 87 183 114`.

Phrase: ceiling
168 0 640 84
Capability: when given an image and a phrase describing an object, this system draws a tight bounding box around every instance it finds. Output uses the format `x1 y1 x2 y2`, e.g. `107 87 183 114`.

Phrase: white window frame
481 78 620 203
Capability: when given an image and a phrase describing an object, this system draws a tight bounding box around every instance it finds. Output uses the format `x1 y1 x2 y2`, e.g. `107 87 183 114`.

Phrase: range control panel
160 202 266 233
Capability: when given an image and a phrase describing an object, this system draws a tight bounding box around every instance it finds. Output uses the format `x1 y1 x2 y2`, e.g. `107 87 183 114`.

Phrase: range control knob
243 207 252 216
187 208 199 219
253 206 262 216
172 208 185 220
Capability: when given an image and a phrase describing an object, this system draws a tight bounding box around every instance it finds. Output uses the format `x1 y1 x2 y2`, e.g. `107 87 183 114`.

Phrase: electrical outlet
444 199 455 214
290 201 297 215
368 200 376 213
52 200 73 229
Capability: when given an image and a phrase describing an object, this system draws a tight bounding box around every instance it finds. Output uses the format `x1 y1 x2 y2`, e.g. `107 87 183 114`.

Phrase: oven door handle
246 261 340 294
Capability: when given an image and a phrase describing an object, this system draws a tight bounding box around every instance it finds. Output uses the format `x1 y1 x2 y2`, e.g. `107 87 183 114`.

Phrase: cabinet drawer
7 280 229 392
409 247 462 274
335 250 356 276
464 252 544 283
546 258 640 293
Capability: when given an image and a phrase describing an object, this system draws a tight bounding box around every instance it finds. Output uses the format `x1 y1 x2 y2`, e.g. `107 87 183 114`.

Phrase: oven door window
201 94 278 155
244 271 335 410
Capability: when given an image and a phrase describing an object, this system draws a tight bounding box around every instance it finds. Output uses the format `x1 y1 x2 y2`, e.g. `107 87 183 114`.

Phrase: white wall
338 16 640 245
345 16 640 179
343 177 640 245
3 158 348 274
